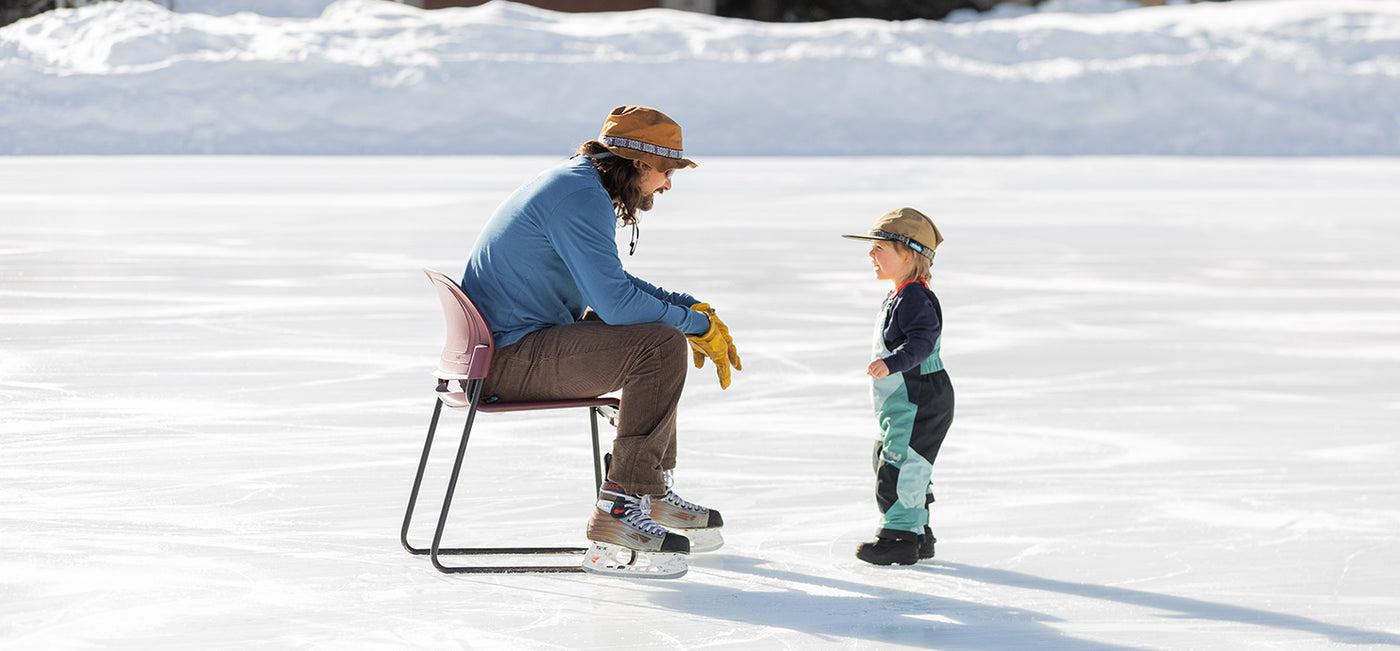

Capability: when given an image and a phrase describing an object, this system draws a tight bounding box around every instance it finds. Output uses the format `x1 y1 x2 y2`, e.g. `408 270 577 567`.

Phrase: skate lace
661 489 704 513
661 469 704 513
620 494 669 537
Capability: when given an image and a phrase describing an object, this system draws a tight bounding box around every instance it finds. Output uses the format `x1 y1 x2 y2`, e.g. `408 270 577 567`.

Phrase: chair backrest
424 269 494 381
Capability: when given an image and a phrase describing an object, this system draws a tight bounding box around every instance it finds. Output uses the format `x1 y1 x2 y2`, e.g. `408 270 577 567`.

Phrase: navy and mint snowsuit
869 279 954 542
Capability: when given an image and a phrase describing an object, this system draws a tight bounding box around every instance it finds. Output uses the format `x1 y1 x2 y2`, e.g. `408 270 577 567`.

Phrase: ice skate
649 468 725 553
583 482 689 579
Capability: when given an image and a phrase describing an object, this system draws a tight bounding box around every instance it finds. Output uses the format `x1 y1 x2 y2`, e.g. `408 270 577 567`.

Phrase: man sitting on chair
458 106 738 578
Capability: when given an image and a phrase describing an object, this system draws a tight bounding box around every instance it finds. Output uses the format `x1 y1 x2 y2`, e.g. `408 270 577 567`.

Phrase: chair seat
435 388 619 412
480 397 620 413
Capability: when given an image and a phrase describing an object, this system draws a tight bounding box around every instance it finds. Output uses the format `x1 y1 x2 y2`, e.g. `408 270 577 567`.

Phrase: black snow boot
919 526 936 560
856 537 919 566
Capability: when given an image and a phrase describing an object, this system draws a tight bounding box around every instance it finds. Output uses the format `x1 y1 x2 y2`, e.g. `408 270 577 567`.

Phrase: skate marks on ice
932 562 1400 648
5 157 1400 649
666 556 1400 649
666 555 1138 650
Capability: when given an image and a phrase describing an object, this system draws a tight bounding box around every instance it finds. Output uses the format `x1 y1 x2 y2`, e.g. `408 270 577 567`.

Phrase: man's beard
638 193 654 212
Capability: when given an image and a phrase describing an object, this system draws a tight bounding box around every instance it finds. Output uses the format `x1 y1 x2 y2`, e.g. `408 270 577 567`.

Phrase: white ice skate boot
649 469 725 553
583 482 690 579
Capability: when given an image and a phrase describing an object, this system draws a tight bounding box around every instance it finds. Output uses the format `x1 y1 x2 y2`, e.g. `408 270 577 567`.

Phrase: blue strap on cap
872 229 935 261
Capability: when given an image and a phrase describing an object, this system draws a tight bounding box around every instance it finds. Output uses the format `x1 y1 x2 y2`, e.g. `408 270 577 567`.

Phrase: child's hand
867 359 890 379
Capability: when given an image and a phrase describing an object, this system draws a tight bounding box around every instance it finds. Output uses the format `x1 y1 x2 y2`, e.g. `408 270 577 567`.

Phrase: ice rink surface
3 156 1399 649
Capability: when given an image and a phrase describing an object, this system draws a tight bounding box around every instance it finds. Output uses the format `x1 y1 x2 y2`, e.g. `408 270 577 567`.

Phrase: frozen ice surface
2 155 1399 649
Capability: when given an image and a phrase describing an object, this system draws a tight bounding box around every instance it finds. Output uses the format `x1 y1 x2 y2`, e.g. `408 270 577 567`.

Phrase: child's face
868 240 913 283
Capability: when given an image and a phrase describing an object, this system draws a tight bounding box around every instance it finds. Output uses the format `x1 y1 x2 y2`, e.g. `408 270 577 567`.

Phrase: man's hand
688 303 741 389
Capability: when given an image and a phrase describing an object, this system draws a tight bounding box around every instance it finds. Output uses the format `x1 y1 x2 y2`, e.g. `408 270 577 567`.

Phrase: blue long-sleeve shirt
460 156 710 348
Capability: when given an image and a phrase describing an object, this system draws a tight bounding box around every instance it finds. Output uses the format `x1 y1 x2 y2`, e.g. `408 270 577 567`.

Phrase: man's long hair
576 140 647 227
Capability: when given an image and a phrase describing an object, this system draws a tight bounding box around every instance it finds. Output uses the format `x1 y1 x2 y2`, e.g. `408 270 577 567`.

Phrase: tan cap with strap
842 207 943 261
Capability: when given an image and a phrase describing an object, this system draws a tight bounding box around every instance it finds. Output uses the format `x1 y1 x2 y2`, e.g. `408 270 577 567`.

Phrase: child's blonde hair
894 241 932 285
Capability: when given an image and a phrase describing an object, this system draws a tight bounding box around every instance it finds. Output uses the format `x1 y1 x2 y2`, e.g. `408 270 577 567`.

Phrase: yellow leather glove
687 303 742 389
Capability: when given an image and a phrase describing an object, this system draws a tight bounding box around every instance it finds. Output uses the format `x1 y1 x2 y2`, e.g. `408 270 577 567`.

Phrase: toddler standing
843 207 955 566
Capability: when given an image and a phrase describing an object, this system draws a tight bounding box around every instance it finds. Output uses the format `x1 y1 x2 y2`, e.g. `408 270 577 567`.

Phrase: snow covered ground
3 154 1399 649
1 0 1398 155
3 0 1399 648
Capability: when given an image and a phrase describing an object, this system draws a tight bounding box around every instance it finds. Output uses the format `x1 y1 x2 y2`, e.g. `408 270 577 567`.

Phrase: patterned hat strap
872 230 935 261
600 135 685 161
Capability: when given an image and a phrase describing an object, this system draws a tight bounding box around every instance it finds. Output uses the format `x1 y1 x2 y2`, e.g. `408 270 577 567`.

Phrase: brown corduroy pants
480 319 688 496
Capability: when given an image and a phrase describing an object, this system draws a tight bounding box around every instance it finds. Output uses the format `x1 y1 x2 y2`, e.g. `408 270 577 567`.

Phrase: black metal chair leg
401 398 446 555
403 381 595 574
590 408 603 490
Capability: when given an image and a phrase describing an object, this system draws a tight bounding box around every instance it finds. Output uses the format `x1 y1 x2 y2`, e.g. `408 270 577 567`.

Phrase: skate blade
580 542 688 580
677 527 724 553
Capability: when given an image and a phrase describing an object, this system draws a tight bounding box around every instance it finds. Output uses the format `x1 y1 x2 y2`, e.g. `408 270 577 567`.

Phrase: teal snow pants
870 313 954 541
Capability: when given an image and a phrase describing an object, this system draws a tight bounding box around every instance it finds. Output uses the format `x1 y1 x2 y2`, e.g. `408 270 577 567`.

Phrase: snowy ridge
1 0 1398 154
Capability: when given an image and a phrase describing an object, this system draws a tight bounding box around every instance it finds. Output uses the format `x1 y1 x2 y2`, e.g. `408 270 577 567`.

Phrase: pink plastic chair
401 269 619 574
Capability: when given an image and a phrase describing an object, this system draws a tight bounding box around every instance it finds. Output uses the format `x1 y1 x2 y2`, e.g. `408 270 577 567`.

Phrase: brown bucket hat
842 207 944 261
599 106 698 172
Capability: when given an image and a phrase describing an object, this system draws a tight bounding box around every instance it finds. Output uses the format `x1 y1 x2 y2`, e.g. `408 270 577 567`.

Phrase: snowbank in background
170 0 341 18
0 0 1397 155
